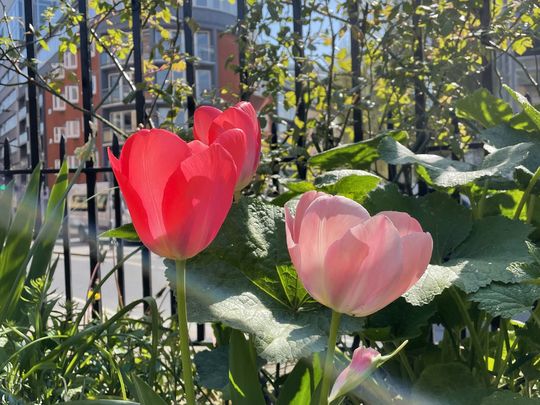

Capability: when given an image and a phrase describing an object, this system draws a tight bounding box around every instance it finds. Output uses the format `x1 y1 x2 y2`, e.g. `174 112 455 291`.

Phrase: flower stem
175 259 196 405
319 310 342 405
514 165 540 220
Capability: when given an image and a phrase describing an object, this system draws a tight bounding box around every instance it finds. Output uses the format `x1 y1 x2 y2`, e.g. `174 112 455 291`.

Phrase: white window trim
65 85 79 103
52 95 66 111
65 120 80 139
63 52 77 69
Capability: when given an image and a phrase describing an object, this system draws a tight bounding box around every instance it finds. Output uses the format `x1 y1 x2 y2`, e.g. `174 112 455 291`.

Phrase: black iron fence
0 0 366 337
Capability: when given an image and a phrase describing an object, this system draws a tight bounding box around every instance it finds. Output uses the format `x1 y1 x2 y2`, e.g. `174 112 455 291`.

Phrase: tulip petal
329 347 380 402
162 144 237 259
379 211 423 237
214 128 248 189
123 130 191 243
343 215 403 316
208 103 257 144
188 139 209 155
320 230 369 311
285 190 324 244
108 148 173 257
399 231 433 291
193 105 222 144
295 195 371 308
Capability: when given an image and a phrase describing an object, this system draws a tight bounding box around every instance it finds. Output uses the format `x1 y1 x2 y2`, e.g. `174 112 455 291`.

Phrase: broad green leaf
229 330 265 405
313 170 381 202
100 223 141 242
479 124 540 178
58 401 139 405
276 264 313 310
504 85 540 132
0 165 41 322
194 345 230 392
27 160 69 282
378 136 532 188
480 391 540 404
364 298 437 341
274 170 380 206
405 217 532 305
308 131 407 171
365 186 472 264
132 374 167 405
456 88 514 128
411 363 491 404
165 258 363 362
0 181 13 253
469 282 540 319
276 360 314 405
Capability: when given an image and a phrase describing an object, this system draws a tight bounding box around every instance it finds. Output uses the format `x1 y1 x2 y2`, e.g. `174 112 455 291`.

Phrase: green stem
514 166 540 220
176 259 196 405
450 288 485 370
319 310 342 405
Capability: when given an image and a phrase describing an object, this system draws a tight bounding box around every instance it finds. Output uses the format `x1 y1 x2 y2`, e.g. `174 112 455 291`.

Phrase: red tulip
108 128 241 260
193 101 261 191
285 191 433 316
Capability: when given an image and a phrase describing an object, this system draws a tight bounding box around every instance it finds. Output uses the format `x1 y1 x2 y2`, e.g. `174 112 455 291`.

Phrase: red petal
194 105 222 144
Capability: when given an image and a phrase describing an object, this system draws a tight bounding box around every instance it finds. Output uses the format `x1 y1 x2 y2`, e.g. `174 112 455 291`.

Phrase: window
52 95 66 111
110 110 136 131
53 126 65 143
195 69 212 98
65 85 79 103
106 72 133 103
54 159 61 169
63 52 77 69
92 75 97 95
195 31 213 61
65 120 80 139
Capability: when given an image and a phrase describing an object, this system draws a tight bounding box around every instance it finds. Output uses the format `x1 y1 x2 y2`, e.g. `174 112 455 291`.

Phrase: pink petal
287 190 325 243
399 231 433 291
193 105 222 144
379 211 423 237
343 215 403 316
318 230 369 311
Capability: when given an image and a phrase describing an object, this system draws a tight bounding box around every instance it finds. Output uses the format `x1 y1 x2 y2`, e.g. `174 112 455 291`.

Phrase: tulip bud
328 347 380 402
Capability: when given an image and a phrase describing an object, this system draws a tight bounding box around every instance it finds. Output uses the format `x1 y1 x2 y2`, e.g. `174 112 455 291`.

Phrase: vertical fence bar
112 135 125 305
23 0 40 170
131 0 152 307
387 111 397 181
60 137 73 311
479 0 493 92
184 0 196 118
348 0 364 142
78 0 100 315
237 0 248 101
292 0 307 180
3 139 12 183
412 0 427 196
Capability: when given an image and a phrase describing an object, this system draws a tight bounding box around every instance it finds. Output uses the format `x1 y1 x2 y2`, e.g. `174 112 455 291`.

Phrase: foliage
2 0 540 403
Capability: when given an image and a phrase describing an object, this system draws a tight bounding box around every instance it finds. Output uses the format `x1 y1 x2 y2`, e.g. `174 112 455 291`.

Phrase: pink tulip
108 128 241 260
193 101 261 192
329 347 380 402
285 191 433 316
